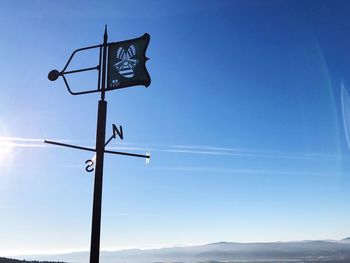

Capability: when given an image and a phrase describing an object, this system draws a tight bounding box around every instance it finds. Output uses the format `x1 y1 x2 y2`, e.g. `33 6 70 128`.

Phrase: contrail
0 136 44 142
341 82 350 151
151 166 343 177
0 136 338 160
0 136 72 148
108 144 337 160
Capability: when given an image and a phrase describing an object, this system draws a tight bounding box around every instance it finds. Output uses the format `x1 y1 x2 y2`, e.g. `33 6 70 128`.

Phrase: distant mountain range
0 258 64 263
10 238 350 263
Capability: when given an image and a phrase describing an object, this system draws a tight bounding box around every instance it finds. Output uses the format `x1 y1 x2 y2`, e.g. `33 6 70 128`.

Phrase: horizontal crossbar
44 140 150 159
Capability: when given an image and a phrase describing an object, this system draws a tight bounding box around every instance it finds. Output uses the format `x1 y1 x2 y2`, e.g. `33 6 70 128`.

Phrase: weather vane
45 25 151 263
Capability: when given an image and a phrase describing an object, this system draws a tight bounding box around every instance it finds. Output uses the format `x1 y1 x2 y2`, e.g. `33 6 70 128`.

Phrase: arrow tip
146 152 151 165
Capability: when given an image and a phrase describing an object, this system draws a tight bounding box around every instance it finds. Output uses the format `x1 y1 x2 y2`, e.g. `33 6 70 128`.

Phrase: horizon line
3 236 349 258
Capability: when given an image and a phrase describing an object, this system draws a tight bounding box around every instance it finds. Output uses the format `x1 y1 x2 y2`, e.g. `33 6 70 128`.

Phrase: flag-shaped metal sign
107 33 150 90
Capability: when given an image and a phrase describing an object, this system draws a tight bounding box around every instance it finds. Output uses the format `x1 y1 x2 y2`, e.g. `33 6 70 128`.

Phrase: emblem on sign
114 45 139 78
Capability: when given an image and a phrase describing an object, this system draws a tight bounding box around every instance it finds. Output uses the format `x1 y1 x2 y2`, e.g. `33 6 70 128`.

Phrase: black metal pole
90 26 108 263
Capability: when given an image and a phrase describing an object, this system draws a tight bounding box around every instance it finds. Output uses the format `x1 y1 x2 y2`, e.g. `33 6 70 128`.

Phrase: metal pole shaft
90 100 107 263
90 26 108 263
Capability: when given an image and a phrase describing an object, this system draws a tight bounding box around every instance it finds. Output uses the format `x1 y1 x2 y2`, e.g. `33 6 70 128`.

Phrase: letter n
112 124 123 140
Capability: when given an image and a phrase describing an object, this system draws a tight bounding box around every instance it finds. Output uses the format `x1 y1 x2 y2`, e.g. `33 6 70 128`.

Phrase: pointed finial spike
103 25 108 43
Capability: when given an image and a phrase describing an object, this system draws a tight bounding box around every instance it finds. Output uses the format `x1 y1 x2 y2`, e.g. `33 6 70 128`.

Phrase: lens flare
0 139 15 172
0 139 14 157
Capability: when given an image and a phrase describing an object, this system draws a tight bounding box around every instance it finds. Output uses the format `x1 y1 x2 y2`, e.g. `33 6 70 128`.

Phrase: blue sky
1 0 350 256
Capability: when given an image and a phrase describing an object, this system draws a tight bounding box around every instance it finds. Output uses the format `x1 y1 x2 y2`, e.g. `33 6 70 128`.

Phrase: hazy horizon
3 236 350 258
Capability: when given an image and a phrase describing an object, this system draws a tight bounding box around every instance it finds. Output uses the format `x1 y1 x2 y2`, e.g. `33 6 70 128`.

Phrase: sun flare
0 140 15 158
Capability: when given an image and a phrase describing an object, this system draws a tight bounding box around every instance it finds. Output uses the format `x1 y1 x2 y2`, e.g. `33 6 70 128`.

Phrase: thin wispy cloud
0 136 44 142
166 144 336 159
151 166 343 177
109 143 337 160
4 143 46 148
0 136 338 160
0 136 73 148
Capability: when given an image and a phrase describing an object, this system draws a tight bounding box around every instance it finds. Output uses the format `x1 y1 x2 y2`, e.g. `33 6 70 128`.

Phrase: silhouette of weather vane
45 25 151 263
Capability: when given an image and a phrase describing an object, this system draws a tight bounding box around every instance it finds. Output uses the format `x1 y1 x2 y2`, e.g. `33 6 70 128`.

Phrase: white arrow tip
145 152 151 164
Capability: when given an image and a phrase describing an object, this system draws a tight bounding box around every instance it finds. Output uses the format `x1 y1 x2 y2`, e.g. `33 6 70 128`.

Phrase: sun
0 137 18 176
0 140 15 158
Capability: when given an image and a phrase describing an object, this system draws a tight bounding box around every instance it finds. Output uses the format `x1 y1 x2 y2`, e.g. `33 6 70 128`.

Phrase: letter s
85 159 94 173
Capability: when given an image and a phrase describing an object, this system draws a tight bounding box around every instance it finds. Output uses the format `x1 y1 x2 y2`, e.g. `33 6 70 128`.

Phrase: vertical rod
97 46 102 91
101 25 108 101
90 26 108 263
